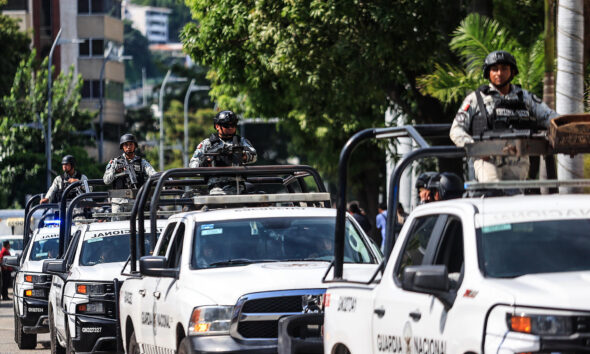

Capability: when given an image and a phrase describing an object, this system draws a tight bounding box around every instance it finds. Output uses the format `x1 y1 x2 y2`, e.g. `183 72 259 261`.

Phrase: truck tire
177 336 191 354
49 307 66 354
128 331 140 354
14 307 37 349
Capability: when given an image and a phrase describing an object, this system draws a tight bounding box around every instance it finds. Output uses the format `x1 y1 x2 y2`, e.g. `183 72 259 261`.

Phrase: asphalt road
0 288 50 354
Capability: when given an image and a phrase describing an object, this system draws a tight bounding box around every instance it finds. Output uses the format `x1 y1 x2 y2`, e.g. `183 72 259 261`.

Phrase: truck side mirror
402 265 456 309
42 259 66 274
3 255 20 269
139 256 178 278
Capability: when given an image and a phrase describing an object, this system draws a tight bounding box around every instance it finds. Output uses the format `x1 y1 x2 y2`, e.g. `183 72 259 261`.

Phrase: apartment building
124 3 171 43
2 0 125 162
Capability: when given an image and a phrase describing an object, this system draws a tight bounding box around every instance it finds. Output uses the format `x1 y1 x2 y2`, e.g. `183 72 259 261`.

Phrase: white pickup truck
119 203 382 354
324 194 590 354
44 220 165 354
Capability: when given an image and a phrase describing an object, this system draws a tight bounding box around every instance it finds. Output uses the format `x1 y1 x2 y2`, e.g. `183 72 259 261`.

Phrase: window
79 38 105 57
78 0 121 18
81 79 103 99
396 215 439 279
157 223 177 257
434 217 464 289
167 223 185 268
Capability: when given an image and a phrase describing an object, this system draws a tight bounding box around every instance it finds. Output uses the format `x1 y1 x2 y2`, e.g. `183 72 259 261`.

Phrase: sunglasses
220 123 237 128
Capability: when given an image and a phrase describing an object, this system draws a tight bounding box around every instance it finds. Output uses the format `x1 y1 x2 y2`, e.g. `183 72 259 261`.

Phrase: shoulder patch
197 143 202 149
532 94 542 103
463 103 470 111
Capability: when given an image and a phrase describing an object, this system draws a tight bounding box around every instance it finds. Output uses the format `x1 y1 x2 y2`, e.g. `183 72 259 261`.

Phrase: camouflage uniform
45 171 89 203
103 155 157 216
189 133 257 194
450 83 558 182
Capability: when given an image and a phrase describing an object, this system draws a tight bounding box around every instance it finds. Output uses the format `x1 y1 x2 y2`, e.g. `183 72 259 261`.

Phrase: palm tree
417 13 544 107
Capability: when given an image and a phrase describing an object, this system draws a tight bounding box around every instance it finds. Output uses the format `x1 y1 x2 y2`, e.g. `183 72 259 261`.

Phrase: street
0 289 49 354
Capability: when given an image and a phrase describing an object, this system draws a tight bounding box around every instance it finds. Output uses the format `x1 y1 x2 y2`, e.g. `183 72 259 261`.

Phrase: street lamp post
98 43 131 163
158 70 186 170
46 28 83 189
183 79 210 167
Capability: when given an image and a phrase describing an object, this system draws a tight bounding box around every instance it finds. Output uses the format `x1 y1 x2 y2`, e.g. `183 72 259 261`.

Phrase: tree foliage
0 51 99 208
0 10 31 101
182 0 466 218
124 20 158 85
417 13 544 107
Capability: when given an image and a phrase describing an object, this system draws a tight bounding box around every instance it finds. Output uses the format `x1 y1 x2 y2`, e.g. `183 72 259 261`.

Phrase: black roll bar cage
58 179 105 257
23 203 59 247
62 192 110 255
332 124 460 280
24 193 44 239
128 165 327 272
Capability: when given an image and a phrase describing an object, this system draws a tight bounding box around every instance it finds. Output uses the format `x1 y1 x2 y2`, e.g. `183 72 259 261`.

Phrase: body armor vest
206 134 243 167
56 170 82 202
470 85 532 138
113 155 145 189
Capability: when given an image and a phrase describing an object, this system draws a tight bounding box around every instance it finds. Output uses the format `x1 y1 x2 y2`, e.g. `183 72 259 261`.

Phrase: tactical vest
113 155 146 189
470 85 532 138
56 170 82 202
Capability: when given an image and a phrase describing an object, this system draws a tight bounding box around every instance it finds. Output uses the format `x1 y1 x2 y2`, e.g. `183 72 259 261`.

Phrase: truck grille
232 289 325 340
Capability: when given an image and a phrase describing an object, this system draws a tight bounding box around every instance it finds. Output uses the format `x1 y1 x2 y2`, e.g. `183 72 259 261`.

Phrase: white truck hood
488 271 590 310
181 261 377 305
72 262 127 282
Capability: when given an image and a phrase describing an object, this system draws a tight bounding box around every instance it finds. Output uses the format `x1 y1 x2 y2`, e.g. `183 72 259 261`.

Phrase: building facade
2 0 126 162
124 3 171 43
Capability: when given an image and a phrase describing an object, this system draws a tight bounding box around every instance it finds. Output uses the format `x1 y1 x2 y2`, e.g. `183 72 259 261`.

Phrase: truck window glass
167 223 185 268
396 215 439 280
434 217 464 288
157 222 177 257
30 238 59 261
191 217 376 269
479 219 590 277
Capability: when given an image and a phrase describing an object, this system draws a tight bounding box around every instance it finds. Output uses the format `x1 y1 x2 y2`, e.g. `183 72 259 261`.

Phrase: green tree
417 13 544 107
0 51 99 208
0 9 31 100
182 0 467 224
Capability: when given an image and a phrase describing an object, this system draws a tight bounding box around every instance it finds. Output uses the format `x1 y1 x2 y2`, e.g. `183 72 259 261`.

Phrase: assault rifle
118 157 139 189
202 136 245 167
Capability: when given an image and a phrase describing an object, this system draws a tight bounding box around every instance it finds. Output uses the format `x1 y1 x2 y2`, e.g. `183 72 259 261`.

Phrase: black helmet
483 50 518 80
427 172 464 200
213 110 238 127
61 155 75 166
119 133 138 149
415 172 438 190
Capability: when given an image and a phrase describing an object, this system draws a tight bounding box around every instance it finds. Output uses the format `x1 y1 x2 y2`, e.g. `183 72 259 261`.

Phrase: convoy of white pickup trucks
3 125 590 354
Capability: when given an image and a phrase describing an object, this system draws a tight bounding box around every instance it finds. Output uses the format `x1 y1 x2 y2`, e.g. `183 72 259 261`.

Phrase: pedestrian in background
348 201 371 235
0 241 12 300
376 203 387 252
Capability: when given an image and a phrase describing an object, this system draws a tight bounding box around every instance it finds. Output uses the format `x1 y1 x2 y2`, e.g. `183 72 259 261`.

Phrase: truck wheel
128 331 140 354
14 307 37 349
177 336 191 354
49 307 65 354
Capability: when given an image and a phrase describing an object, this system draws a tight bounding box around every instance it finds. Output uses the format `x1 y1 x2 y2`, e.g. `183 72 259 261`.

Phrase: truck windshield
192 217 376 269
80 235 131 265
479 219 590 277
30 238 59 261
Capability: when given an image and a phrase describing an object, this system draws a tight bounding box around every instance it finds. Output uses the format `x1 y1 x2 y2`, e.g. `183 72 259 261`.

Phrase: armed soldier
40 155 89 204
450 50 558 182
103 134 157 215
189 110 257 194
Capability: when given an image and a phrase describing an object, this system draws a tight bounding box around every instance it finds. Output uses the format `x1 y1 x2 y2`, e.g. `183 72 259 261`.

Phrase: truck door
56 229 82 337
136 222 177 351
373 213 465 353
153 221 185 351
371 214 446 353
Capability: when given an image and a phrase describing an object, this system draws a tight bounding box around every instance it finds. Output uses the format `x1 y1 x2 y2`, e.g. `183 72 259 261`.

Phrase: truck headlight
24 289 46 298
188 306 233 336
76 283 113 295
24 274 50 283
507 314 573 336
